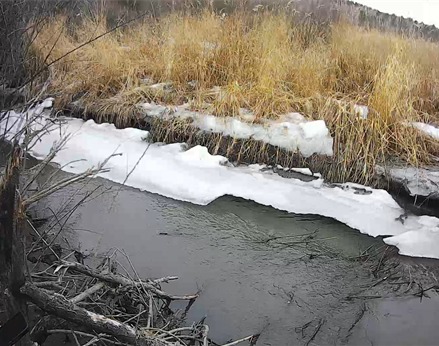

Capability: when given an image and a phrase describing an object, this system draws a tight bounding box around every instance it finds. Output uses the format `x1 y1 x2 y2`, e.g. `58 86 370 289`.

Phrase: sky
354 0 439 27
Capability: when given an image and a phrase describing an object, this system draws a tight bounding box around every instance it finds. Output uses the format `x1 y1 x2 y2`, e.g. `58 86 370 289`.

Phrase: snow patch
384 216 439 259
354 105 369 119
290 168 314 176
412 122 439 141
141 103 333 157
40 98 54 109
376 165 439 199
299 120 328 139
179 145 229 168
2 109 439 259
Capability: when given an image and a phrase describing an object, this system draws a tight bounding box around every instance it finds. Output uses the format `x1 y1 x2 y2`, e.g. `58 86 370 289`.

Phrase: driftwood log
21 283 170 346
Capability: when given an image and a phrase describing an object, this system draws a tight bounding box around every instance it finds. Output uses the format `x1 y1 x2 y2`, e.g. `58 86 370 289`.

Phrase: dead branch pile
24 234 259 346
25 248 246 346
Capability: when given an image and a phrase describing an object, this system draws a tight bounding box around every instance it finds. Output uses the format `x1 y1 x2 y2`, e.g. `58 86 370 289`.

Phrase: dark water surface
0 142 434 346
32 169 439 346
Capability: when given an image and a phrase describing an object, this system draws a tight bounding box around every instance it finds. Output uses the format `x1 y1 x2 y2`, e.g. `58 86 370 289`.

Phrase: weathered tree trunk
21 283 169 346
0 145 30 345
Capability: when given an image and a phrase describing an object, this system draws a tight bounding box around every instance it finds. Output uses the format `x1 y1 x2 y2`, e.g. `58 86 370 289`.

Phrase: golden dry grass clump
30 9 439 184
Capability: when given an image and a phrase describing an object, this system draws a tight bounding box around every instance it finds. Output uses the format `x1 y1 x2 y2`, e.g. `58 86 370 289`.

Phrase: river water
31 169 439 346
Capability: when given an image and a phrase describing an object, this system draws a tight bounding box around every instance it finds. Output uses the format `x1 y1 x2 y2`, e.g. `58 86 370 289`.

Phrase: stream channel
31 163 439 346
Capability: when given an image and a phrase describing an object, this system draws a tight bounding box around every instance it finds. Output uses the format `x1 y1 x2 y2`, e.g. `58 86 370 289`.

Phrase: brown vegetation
30 6 439 185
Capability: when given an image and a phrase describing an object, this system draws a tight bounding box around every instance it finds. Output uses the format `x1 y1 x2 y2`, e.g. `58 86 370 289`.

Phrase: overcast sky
354 0 439 27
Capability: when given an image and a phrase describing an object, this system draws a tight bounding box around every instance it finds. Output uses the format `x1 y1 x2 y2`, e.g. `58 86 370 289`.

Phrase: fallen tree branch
22 164 109 207
59 260 199 301
20 282 174 346
152 276 179 284
47 329 128 346
221 334 260 346
70 282 105 304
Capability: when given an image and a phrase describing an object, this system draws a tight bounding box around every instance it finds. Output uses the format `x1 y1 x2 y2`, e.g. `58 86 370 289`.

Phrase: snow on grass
2 109 439 259
141 103 333 157
412 122 439 141
353 104 369 119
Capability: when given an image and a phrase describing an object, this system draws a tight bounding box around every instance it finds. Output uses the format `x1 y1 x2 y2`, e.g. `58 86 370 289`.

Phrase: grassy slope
31 9 439 185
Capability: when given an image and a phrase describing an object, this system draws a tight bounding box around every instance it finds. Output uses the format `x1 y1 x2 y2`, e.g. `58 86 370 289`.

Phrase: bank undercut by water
30 8 439 187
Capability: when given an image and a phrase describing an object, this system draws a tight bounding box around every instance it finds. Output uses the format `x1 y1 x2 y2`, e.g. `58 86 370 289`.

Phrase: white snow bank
2 110 439 259
412 122 439 141
141 103 333 157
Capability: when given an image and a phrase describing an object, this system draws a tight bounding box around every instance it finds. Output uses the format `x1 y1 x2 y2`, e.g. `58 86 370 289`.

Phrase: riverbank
2 105 439 259
65 100 439 211
30 9 439 189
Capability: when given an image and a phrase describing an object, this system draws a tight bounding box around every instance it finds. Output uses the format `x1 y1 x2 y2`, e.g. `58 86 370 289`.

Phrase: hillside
107 0 439 41
343 0 439 41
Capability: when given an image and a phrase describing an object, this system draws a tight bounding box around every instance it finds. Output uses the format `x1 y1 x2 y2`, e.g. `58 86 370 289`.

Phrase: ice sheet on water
2 109 439 259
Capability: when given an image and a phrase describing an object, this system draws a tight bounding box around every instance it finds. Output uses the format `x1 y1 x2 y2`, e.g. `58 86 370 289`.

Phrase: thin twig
221 334 260 346
47 330 128 346
70 282 105 304
305 318 325 346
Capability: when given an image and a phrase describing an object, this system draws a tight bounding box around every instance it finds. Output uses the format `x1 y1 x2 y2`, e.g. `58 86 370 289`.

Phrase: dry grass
30 9 439 185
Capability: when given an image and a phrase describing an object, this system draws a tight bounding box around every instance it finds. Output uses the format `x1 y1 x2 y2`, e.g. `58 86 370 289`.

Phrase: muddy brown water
31 168 439 346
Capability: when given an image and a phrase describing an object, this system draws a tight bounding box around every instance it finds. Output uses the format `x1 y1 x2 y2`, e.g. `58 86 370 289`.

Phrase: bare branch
60 260 199 301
